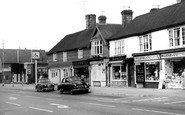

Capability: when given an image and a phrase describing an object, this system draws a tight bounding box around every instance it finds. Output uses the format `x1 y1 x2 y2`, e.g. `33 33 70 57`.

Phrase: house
47 14 122 87
108 0 185 89
0 49 48 84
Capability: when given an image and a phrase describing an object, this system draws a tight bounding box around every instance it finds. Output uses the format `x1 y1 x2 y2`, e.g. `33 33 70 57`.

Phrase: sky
0 0 177 51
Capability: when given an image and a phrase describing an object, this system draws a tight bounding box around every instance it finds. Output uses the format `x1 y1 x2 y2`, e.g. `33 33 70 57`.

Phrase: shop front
161 51 185 89
109 56 128 87
72 60 90 85
134 54 162 88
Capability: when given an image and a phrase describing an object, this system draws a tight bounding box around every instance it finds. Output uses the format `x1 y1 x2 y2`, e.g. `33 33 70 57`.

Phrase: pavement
1 83 185 98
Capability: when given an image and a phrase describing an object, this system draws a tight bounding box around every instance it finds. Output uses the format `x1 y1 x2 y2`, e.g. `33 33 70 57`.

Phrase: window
53 53 57 62
145 62 159 81
114 40 124 55
51 71 55 78
139 34 152 52
63 52 67 62
78 49 83 59
91 40 103 56
169 27 185 47
112 64 126 80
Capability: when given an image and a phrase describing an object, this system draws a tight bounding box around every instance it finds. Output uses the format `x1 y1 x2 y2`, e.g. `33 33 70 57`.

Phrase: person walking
181 69 185 89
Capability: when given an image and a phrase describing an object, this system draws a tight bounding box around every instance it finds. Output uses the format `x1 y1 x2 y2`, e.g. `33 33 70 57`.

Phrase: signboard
134 55 160 61
32 51 40 59
161 51 185 59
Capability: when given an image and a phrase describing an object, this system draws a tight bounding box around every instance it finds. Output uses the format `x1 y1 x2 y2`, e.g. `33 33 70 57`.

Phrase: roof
48 28 95 55
108 2 185 40
48 24 122 55
97 24 122 40
0 49 47 64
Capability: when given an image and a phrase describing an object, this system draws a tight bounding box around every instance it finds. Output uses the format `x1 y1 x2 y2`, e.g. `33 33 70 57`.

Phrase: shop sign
73 60 89 67
134 55 160 61
93 81 101 87
161 51 185 59
109 56 126 61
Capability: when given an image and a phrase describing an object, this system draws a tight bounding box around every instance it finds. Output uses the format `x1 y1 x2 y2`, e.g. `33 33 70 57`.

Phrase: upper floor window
115 40 124 55
53 53 57 62
63 52 67 62
91 40 103 56
78 49 83 59
139 34 152 52
169 27 185 48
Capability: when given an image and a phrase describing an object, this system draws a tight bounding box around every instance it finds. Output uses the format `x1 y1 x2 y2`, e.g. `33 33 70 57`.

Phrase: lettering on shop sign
161 51 185 59
134 55 160 61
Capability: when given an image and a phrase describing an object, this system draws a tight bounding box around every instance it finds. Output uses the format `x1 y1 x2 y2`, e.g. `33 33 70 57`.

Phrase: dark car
57 76 90 94
35 78 55 92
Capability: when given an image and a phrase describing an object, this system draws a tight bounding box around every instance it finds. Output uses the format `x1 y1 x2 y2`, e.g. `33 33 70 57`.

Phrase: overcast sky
0 0 176 51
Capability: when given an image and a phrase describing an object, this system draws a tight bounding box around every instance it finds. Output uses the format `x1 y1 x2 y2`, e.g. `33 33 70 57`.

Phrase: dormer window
139 34 152 52
91 40 103 56
169 27 185 48
53 53 57 62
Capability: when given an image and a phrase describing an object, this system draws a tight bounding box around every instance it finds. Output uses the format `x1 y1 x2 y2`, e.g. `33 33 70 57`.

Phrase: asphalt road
0 88 185 115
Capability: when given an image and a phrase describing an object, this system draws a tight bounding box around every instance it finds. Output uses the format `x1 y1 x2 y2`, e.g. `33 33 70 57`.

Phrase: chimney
121 9 133 27
98 15 107 24
150 8 159 12
177 0 185 3
85 14 96 29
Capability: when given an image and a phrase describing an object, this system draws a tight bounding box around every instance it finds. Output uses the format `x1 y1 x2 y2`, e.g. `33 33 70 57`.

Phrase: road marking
97 99 129 103
8 97 17 100
132 108 184 115
132 97 168 102
29 107 53 113
80 102 115 108
50 103 69 108
5 102 21 106
164 100 185 105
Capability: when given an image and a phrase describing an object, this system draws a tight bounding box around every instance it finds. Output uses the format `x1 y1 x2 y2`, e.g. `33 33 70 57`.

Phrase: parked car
35 78 55 92
57 76 90 94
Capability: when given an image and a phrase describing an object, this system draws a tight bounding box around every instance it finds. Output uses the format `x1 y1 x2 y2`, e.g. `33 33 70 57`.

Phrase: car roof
63 76 79 79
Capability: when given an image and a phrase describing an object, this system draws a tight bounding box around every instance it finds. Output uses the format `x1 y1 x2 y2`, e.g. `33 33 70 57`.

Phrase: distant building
0 49 48 84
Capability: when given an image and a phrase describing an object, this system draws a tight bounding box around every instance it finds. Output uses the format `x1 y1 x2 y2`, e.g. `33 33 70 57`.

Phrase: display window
145 62 160 81
112 64 126 80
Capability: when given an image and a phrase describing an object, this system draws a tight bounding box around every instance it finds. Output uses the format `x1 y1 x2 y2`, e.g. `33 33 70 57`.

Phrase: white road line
29 107 53 113
8 97 17 100
132 97 168 102
50 103 69 108
132 108 184 115
5 102 21 106
164 100 185 105
80 102 115 108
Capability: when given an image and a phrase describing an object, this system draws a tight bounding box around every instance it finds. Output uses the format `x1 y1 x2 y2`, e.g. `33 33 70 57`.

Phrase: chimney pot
98 15 107 24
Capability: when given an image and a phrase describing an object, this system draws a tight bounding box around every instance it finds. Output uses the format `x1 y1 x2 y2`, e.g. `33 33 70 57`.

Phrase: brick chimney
98 15 107 24
177 0 185 3
121 9 133 28
85 14 96 29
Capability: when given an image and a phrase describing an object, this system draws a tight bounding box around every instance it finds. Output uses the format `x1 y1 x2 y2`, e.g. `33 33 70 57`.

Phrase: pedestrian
181 69 185 89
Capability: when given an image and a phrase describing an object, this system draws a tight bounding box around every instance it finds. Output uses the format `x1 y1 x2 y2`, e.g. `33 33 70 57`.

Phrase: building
47 14 122 87
0 49 48 84
108 0 185 89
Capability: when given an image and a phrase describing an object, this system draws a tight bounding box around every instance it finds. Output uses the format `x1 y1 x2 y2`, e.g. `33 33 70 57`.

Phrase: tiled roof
109 2 185 40
48 24 122 55
0 49 47 64
48 28 95 55
97 24 122 40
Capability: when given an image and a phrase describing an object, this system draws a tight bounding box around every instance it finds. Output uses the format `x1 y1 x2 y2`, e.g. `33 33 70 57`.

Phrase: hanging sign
32 51 40 59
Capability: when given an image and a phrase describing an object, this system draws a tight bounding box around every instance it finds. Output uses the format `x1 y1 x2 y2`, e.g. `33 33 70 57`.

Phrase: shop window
145 62 159 81
169 27 185 48
112 64 126 80
115 40 124 55
139 34 152 52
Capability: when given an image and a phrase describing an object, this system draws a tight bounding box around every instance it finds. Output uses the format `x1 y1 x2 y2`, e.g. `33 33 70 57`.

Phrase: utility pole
2 40 4 86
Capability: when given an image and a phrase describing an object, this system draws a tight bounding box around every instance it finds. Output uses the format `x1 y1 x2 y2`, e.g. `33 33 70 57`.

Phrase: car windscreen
68 77 82 82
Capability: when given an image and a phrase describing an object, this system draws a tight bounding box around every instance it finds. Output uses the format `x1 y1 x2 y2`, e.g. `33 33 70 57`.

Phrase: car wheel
70 90 74 95
85 89 89 93
36 89 39 92
60 89 63 94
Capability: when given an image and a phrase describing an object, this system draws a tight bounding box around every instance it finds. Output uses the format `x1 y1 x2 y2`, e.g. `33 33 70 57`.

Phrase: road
0 88 185 115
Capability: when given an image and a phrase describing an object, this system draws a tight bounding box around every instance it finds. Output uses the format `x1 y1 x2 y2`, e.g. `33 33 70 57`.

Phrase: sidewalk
1 83 185 98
